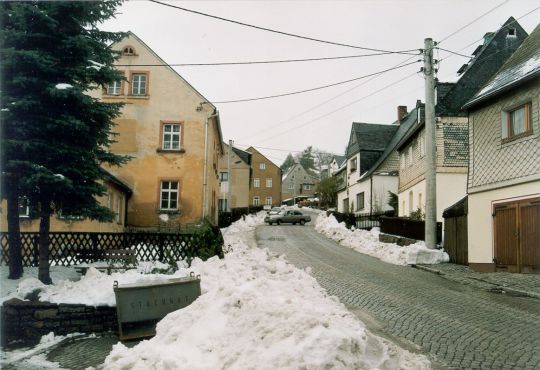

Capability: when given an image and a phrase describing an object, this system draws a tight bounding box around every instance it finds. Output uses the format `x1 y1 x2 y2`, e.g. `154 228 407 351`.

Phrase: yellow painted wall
0 181 127 233
89 33 222 229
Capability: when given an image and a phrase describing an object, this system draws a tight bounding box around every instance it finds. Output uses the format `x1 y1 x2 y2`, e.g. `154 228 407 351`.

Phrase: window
266 178 272 188
259 162 266 170
418 193 423 211
115 195 123 224
253 196 260 206
220 172 229 182
131 73 147 96
162 123 181 150
18 197 29 218
408 191 413 213
254 178 260 188
502 103 531 141
419 134 426 157
304 184 312 191
122 46 136 55
288 183 294 190
265 196 272 205
400 154 405 169
407 146 413 166
350 157 357 172
107 80 122 95
508 28 516 37
218 199 228 212
356 192 364 211
160 181 179 210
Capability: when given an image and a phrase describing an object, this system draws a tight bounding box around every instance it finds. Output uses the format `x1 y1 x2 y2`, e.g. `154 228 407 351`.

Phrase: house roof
464 23 540 109
100 168 132 196
347 122 398 156
333 155 346 167
396 101 425 151
359 106 419 180
436 17 528 116
245 146 281 171
231 146 251 165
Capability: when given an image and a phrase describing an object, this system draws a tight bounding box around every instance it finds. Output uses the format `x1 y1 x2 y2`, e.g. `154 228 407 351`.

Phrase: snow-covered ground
1 212 431 369
315 213 449 265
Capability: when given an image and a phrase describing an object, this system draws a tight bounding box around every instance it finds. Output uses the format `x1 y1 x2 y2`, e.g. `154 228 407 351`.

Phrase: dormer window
122 46 136 56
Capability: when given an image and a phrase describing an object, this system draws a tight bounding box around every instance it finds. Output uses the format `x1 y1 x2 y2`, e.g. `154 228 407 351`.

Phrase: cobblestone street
257 224 540 369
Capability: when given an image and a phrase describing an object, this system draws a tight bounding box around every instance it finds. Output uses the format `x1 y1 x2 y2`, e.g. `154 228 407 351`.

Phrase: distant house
1 169 132 233
89 32 224 229
281 163 318 205
218 143 251 211
337 121 398 213
397 18 527 221
353 105 420 215
245 147 282 207
462 23 540 273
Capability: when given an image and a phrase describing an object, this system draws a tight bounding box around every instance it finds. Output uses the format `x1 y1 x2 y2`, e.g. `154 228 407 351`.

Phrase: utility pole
227 139 233 212
424 38 437 249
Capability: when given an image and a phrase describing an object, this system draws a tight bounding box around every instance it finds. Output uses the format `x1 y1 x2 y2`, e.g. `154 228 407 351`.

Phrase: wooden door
494 204 518 267
494 197 540 272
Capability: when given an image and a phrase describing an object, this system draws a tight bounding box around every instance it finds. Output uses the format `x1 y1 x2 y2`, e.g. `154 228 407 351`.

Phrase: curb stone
411 264 540 300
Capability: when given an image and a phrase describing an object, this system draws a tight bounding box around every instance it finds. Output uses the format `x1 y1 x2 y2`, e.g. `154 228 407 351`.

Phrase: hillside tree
0 1 129 283
280 153 295 173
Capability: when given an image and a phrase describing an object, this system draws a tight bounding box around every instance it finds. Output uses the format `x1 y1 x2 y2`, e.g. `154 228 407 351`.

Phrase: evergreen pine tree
280 153 295 173
299 146 315 172
0 1 129 284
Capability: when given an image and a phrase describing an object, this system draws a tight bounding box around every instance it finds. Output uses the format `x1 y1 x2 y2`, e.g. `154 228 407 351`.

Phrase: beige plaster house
218 143 251 211
90 32 223 229
463 24 540 273
246 147 282 207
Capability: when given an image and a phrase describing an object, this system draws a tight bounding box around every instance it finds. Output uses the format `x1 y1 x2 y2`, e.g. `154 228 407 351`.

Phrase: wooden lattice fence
0 231 223 267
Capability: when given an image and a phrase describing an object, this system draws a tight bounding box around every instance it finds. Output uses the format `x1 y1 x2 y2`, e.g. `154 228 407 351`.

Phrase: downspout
370 175 373 216
203 110 219 220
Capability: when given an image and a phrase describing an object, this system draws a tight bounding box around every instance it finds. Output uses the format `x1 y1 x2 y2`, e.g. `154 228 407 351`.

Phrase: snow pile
55 83 73 90
104 214 430 369
315 214 449 265
1 261 178 306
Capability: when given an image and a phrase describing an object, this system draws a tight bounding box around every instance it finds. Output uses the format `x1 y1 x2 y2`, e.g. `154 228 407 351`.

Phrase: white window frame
350 157 357 172
19 197 29 218
304 184 312 191
220 172 229 182
160 181 179 211
254 178 260 188
356 192 364 211
266 178 272 188
253 196 260 206
407 146 413 167
131 73 147 96
288 183 294 190
107 80 122 95
162 123 181 150
265 196 272 206
259 162 266 170
115 195 122 224
419 135 426 157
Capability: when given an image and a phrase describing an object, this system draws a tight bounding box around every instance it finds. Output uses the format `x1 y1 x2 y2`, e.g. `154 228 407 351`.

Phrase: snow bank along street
314 213 449 265
1 213 430 369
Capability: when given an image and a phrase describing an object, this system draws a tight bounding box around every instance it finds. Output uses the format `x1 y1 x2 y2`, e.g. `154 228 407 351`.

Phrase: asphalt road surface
256 222 540 370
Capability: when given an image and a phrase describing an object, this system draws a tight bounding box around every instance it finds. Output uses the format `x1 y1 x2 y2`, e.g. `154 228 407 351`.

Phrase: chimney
397 105 408 123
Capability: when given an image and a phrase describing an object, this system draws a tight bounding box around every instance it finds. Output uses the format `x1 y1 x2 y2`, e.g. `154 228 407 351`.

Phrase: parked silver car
264 210 311 225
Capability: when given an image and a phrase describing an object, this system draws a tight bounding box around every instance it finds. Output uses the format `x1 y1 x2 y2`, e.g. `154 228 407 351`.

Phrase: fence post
158 234 165 262
32 235 39 267
90 233 99 262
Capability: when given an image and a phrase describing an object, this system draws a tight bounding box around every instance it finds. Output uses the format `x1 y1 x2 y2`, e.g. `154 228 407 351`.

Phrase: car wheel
277 220 281 225
268 222 272 226
293 222 296 225
300 220 305 225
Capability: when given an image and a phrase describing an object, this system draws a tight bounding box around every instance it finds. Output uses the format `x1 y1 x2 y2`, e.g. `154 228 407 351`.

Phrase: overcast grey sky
101 0 539 166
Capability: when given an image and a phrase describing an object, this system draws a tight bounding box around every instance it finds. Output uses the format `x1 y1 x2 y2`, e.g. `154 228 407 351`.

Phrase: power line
148 0 418 55
436 47 472 59
254 72 417 144
212 60 420 104
438 0 511 43
237 54 419 142
115 51 419 67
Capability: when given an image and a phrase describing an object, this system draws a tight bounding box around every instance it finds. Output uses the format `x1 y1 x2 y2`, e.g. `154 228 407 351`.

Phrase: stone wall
1 298 117 348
